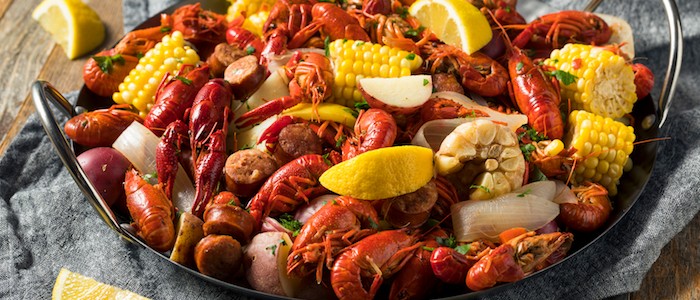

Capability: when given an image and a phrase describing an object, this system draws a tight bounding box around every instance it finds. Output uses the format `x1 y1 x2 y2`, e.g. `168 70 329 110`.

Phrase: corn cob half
545 43 637 119
112 31 200 116
565 110 635 196
227 0 274 35
328 39 423 107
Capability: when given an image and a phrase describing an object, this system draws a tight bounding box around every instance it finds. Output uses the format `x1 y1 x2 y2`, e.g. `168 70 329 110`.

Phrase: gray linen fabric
1 0 698 299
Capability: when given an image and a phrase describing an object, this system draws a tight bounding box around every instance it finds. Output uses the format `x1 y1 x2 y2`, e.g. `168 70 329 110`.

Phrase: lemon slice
52 268 150 300
32 0 105 59
409 0 492 54
320 145 434 200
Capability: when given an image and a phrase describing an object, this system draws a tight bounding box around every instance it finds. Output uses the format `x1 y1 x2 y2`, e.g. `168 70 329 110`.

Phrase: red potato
77 147 131 207
360 75 433 114
244 232 300 297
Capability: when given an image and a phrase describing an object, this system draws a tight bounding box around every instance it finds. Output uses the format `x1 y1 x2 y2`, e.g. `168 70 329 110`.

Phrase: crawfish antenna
486 9 515 53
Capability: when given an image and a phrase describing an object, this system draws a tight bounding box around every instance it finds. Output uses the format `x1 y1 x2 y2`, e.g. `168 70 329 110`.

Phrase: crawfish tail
189 78 233 152
191 130 228 218
125 169 176 252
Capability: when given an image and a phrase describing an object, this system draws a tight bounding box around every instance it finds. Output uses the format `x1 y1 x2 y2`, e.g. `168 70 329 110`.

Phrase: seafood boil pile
67 0 656 299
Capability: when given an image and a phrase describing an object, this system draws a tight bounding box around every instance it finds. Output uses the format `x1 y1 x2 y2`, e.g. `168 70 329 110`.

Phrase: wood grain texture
632 212 700 300
0 0 696 299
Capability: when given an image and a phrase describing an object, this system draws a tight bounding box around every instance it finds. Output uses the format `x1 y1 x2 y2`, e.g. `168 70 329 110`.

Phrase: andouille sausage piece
381 179 438 228
203 203 255 242
194 235 243 281
206 43 247 77
224 149 278 197
224 55 266 99
432 73 465 94
274 123 323 165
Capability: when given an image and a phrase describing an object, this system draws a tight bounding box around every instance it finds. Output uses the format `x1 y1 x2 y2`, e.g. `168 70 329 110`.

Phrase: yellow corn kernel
112 31 200 117
544 139 565 157
328 39 422 107
565 110 635 195
544 44 637 119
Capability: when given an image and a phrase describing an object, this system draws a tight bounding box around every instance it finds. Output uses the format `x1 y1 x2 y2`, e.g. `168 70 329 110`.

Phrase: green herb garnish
470 184 491 194
548 70 577 85
173 75 192 85
436 235 457 248
455 244 471 255
92 54 125 74
278 214 302 237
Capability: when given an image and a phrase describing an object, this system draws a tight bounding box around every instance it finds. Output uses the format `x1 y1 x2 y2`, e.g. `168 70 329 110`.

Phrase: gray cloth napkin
1 0 698 299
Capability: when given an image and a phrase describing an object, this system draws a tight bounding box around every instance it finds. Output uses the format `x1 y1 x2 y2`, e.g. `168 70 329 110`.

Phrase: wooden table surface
0 0 697 299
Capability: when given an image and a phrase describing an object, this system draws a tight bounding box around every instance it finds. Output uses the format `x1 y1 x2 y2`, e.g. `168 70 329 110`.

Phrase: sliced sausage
203 204 255 242
381 180 438 228
432 73 465 94
194 235 243 282
206 43 247 78
224 149 278 197
274 123 323 165
224 55 266 99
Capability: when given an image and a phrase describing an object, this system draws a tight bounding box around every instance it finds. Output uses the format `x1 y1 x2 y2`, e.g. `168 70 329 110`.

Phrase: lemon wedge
320 146 434 200
409 0 492 54
32 0 105 59
53 268 150 300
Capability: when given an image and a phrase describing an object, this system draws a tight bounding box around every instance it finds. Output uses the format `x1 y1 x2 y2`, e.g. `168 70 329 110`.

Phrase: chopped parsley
266 244 278 255
423 78 430 86
517 189 532 197
548 70 577 85
335 134 347 148
504 6 511 13
519 126 547 142
227 199 238 206
516 62 524 72
436 235 457 248
404 26 425 37
368 218 379 229
324 36 331 57
322 153 332 166
422 246 435 252
160 26 171 33
354 100 370 110
470 184 491 194
405 53 416 61
455 244 471 255
173 75 192 85
520 143 536 160
92 54 125 74
246 46 256 55
142 171 158 182
395 6 409 18
136 52 144 60
278 214 302 237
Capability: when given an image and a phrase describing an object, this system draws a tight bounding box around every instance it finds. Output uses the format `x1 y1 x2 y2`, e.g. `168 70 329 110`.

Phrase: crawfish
155 120 190 199
191 130 228 218
124 169 175 252
429 241 493 284
331 229 422 300
287 3 371 49
235 51 334 128
528 140 577 179
260 0 314 58
166 3 228 56
64 104 143 147
342 108 397 161
559 182 612 232
422 43 509 97
189 78 233 162
508 46 564 139
246 154 331 231
511 10 612 55
287 196 379 283
389 229 448 300
466 231 573 291
468 0 525 26
144 64 210 136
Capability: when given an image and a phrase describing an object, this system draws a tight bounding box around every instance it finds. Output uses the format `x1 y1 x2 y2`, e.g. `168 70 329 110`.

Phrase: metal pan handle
31 80 136 243
584 0 683 130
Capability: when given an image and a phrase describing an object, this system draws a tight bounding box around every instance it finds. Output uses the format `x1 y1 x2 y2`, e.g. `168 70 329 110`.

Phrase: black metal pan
31 0 683 298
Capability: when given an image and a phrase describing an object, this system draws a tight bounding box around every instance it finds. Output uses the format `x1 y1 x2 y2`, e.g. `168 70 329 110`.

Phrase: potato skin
244 232 288 296
169 212 205 268
77 147 131 207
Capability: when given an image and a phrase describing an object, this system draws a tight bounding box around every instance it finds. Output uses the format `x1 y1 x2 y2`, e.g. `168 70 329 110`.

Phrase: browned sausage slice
432 73 465 94
224 55 266 99
203 204 255 242
274 123 323 165
224 149 278 197
194 235 243 281
207 43 248 78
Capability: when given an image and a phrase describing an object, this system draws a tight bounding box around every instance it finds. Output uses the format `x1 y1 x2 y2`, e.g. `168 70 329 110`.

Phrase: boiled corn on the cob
112 31 200 116
227 0 274 35
545 43 637 119
565 110 635 196
328 39 423 107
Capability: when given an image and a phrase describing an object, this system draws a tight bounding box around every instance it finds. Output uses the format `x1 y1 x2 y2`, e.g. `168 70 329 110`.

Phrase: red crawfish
466 231 573 291
191 129 228 218
144 64 209 136
287 3 371 49
124 169 175 252
559 182 612 232
155 120 190 199
341 108 397 161
246 154 331 231
64 104 143 147
330 228 423 300
188 78 233 162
